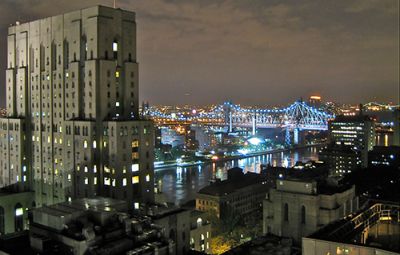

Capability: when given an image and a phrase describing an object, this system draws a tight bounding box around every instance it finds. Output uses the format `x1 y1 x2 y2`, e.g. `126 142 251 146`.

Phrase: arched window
169 229 176 241
284 203 289 222
15 203 23 232
0 206 5 235
301 205 306 224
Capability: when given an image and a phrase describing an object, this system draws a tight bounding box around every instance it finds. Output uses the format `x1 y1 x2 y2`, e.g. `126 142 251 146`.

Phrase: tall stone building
0 6 154 234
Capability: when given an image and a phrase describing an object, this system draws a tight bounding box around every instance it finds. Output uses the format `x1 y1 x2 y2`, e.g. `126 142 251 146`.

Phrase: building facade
328 114 375 167
319 143 361 176
0 5 154 234
263 179 357 244
189 210 211 254
196 168 268 219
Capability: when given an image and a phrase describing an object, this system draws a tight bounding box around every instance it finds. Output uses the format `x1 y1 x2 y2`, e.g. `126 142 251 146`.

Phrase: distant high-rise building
308 95 322 108
319 143 362 176
328 113 375 167
0 6 154 234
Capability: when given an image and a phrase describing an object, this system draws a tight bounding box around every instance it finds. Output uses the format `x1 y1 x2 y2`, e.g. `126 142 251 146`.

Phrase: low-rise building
368 146 400 169
303 201 400 255
27 197 175 255
144 203 191 255
196 167 268 219
0 189 34 236
189 210 211 254
263 179 357 244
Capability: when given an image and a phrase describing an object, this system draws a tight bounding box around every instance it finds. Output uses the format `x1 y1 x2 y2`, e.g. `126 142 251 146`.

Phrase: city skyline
0 0 399 107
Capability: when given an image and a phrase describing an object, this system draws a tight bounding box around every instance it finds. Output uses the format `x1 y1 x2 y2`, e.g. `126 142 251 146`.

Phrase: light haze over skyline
0 0 398 107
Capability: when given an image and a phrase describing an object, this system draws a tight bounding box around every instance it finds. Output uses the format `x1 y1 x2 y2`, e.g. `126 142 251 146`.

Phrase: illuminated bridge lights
145 101 335 131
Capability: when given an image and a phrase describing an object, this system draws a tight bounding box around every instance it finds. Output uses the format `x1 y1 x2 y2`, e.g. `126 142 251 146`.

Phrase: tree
209 236 236 255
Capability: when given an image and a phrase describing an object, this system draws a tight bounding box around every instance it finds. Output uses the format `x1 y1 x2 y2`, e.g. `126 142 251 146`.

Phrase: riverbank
154 143 324 170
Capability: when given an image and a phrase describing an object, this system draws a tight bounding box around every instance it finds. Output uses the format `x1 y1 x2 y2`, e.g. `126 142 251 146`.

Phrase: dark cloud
0 0 398 107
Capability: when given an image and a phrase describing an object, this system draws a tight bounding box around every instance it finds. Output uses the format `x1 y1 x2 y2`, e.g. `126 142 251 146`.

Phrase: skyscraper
328 113 375 167
0 5 154 215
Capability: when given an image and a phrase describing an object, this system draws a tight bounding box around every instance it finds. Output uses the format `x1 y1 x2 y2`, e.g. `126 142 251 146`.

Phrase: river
154 146 320 205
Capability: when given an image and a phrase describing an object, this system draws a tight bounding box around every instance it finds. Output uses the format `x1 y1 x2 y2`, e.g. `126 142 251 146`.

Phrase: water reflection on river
155 146 320 205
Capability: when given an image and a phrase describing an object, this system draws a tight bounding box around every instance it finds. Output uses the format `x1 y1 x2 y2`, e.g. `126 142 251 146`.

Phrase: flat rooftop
198 171 262 196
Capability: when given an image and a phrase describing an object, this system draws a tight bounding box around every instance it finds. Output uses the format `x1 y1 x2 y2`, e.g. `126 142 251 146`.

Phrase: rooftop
331 114 373 123
307 201 400 253
198 168 264 196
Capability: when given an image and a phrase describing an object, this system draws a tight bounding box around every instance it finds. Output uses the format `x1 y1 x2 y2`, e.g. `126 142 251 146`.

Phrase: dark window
301 205 306 224
0 206 4 235
284 203 289 222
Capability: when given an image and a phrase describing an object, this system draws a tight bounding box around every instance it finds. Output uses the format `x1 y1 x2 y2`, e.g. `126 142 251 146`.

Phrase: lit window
104 178 110 185
68 174 71 181
115 71 120 78
23 166 26 172
84 140 88 148
59 138 63 144
15 208 23 216
84 166 88 173
112 178 116 187
113 42 118 52
116 102 120 107
94 177 97 185
134 202 139 209
84 177 88 185
123 178 127 186
131 164 139 172
23 175 26 182
146 174 150 182
94 165 97 173
103 141 107 147
132 176 139 184
93 140 97 148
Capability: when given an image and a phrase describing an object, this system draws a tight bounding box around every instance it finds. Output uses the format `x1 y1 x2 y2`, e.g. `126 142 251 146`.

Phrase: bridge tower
223 102 233 133
294 128 299 145
285 127 291 146
252 111 256 136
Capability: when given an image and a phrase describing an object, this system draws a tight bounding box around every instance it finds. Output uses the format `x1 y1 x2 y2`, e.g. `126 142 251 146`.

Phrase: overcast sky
0 0 398 107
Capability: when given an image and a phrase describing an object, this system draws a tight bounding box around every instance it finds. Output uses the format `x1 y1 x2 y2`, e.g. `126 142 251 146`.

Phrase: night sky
0 0 398 107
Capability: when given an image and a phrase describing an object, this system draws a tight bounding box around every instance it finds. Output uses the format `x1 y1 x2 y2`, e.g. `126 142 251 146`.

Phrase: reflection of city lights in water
155 146 320 205
384 134 388 146
177 167 182 180
282 157 289 168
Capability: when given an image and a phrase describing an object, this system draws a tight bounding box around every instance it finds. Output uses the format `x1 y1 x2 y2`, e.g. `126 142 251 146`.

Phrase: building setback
0 5 154 235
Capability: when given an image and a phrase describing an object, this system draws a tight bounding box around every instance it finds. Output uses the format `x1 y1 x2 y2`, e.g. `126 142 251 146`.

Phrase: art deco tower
0 6 154 209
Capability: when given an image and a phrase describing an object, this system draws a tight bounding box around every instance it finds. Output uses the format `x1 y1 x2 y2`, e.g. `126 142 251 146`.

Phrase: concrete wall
0 191 34 235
